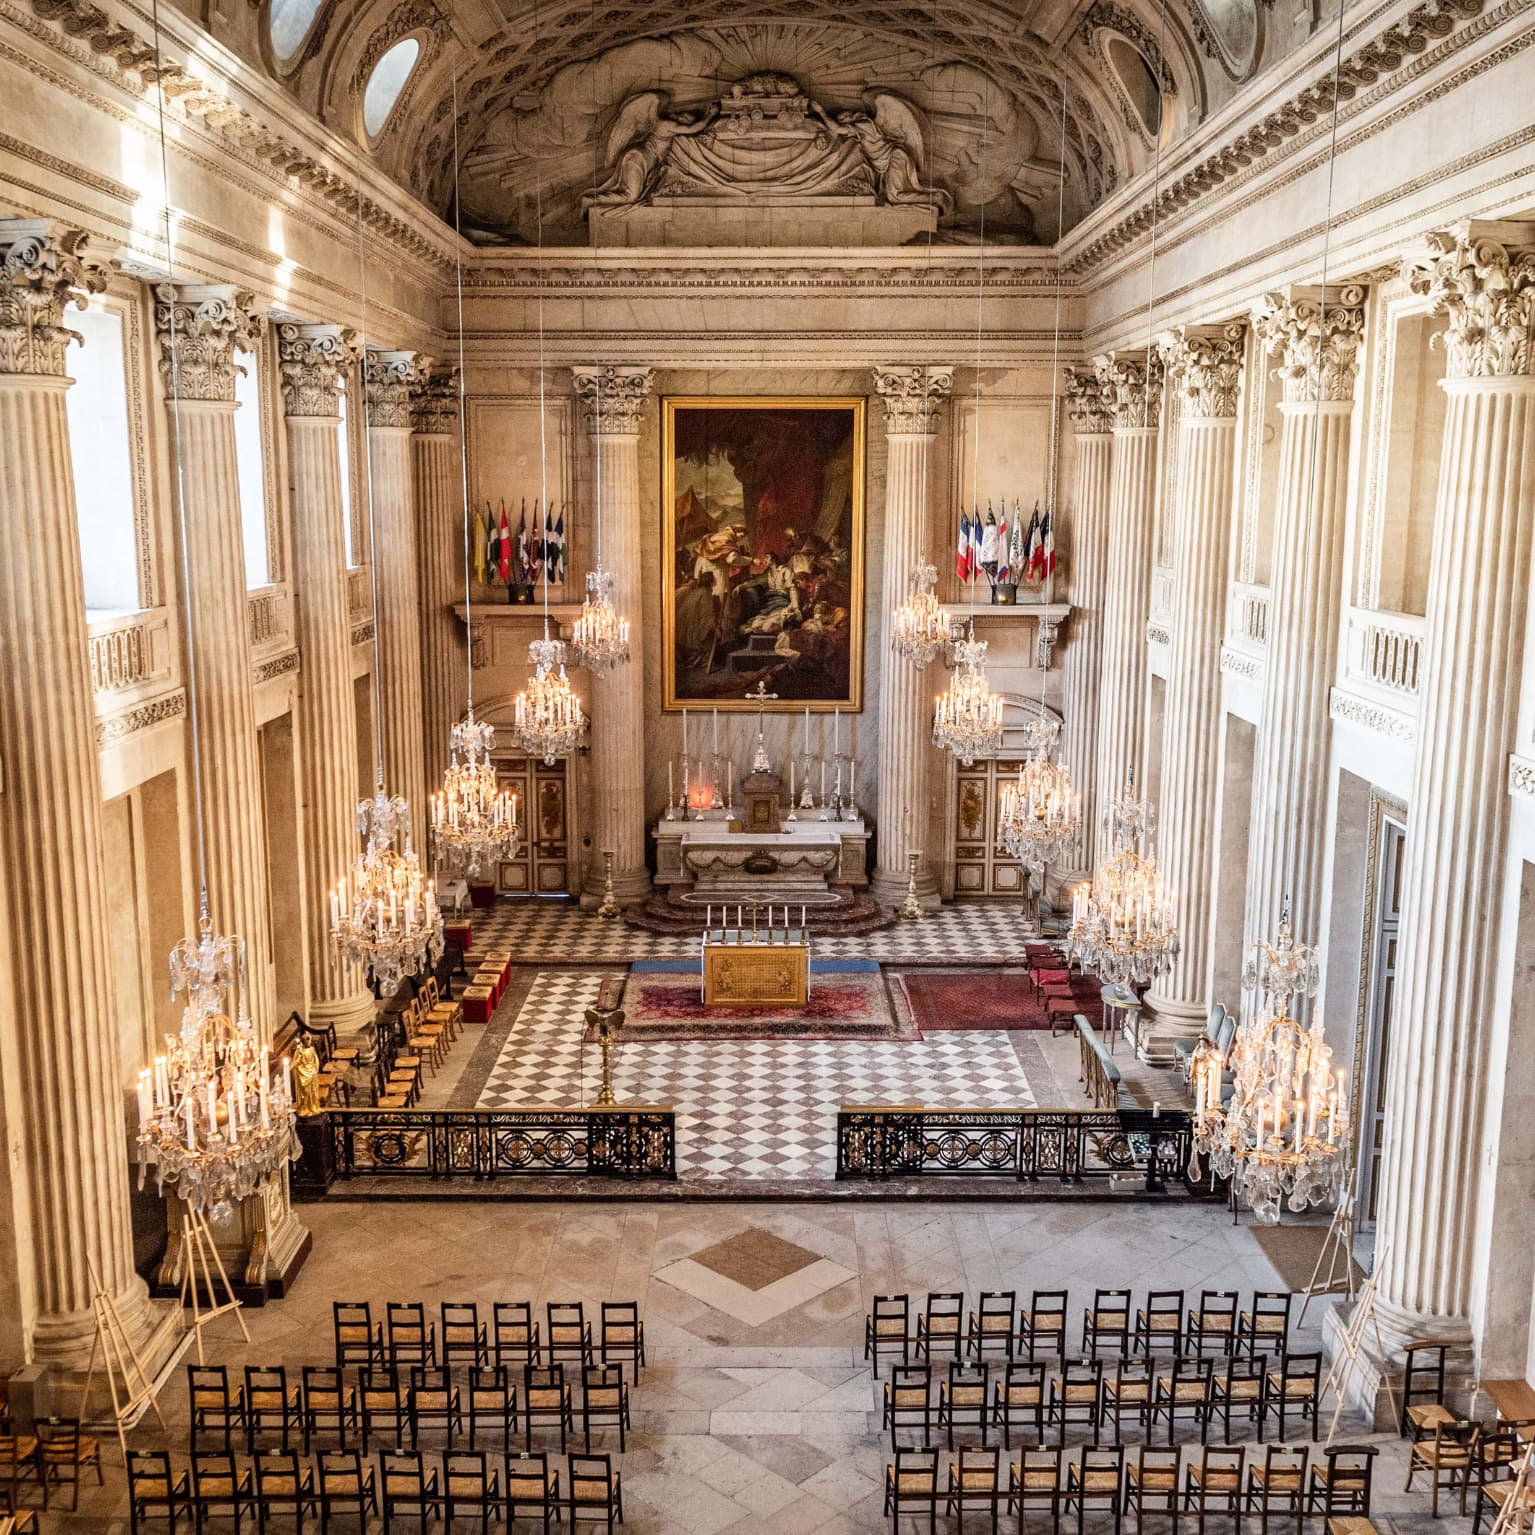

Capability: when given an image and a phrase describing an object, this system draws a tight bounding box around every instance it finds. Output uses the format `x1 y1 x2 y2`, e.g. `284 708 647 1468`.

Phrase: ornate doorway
488 756 573 897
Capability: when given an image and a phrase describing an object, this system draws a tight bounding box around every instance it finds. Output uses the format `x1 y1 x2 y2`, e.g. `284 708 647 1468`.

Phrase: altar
654 815 869 903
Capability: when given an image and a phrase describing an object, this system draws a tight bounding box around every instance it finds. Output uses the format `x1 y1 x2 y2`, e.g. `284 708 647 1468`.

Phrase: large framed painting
662 396 865 710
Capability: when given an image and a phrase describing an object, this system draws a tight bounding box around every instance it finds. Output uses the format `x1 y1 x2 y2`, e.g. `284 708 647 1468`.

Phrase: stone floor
45 1199 1451 1534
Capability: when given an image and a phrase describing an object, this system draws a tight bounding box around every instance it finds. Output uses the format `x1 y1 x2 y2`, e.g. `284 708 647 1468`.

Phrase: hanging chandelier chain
450 52 476 714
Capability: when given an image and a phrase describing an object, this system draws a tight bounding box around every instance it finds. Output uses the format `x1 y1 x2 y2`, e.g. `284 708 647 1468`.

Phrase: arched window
1107 37 1163 139
362 37 420 138
268 0 324 68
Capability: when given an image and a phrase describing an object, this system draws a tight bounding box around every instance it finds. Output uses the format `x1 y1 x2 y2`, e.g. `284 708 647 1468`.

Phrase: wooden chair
883 1446 940 1534
126 1449 188 1535
408 1364 463 1448
1125 1445 1182 1534
947 1444 1003 1532
387 1301 436 1369
1101 1356 1155 1444
567 1452 624 1531
916 1292 965 1364
503 1450 561 1533
968 1290 1019 1362
494 1300 541 1370
1237 1293 1292 1360
252 1447 315 1535
939 1360 991 1449
1135 1290 1186 1357
1183 1445 1244 1535
581 1364 630 1453
1261 1354 1321 1442
0 1428 38 1527
188 1364 247 1453
441 1301 488 1370
444 1451 501 1535
1400 1340 1458 1440
993 1359 1048 1450
883 1364 933 1450
524 1364 574 1453
1051 1358 1104 1442
1210 1354 1267 1443
547 1301 594 1368
1308 1445 1378 1520
1064 1443 1125 1535
1009 1445 1064 1532
1246 1445 1308 1535
600 1301 646 1377
302 1365 359 1454
1405 1419 1480 1517
1186 1292 1240 1355
190 1452 255 1535
1152 1356 1214 1445
359 1367 408 1453
243 1364 303 1453
1083 1288 1133 1357
1469 1427 1525 1533
316 1451 379 1535
866 1294 912 1376
380 1450 442 1535
468 1365 519 1451
1019 1290 1070 1361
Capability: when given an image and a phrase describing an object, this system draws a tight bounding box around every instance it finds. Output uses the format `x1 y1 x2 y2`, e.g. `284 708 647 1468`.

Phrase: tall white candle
712 707 719 753
790 759 796 802
821 759 827 800
849 756 856 803
833 707 839 755
682 707 689 757
669 760 674 805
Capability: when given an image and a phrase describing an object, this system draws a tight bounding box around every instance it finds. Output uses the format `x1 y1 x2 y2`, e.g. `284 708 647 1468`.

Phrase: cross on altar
744 679 778 772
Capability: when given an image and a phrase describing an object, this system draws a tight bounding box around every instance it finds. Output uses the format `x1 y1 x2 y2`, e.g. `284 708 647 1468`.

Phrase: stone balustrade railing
86 608 172 697
1347 607 1424 696
347 566 372 625
246 584 291 653
1229 582 1270 650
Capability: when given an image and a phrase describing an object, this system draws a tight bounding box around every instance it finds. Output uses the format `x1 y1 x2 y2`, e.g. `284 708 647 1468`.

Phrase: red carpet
893 971 1101 1033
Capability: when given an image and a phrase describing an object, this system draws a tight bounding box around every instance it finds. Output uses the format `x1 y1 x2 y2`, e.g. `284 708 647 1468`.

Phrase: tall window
363 37 420 137
337 373 355 565
65 303 140 614
234 348 270 588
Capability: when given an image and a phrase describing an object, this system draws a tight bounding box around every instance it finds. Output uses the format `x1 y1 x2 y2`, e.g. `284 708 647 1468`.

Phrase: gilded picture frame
662 396 865 711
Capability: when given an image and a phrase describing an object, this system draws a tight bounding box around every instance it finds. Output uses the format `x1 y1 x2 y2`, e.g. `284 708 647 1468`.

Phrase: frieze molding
1511 754 1535 798
363 349 424 428
410 362 460 435
571 365 656 435
1405 221 1535 380
1093 351 1164 431
1220 645 1262 682
1157 322 1247 418
1146 620 1171 647
1329 686 1415 742
0 219 113 376
1251 285 1368 403
96 691 186 747
253 652 299 684
467 259 1055 295
351 621 375 647
1064 364 1114 434
153 285 265 403
277 323 361 418
871 365 956 435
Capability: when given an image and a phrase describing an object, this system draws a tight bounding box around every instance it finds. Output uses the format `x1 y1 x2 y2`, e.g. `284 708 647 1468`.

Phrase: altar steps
626 883 895 937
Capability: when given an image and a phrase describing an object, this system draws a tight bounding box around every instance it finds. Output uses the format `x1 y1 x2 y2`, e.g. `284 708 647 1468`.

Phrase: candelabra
933 635 1005 765
331 789 443 995
1190 911 1349 1223
512 636 587 764
597 849 621 919
430 713 520 877
588 1005 624 1106
891 563 948 668
569 567 631 676
900 850 925 920
135 908 299 1223
997 717 1081 872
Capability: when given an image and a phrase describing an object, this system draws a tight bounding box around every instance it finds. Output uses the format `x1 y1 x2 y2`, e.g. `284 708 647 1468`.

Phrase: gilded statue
291 1031 324 1117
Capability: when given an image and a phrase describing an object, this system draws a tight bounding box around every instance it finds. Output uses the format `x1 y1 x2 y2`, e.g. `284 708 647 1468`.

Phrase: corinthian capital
0 220 114 377
1092 350 1163 430
1404 220 1535 381
363 348 425 427
571 365 655 435
1156 322 1246 419
410 361 461 435
1251 284 1367 404
1064 363 1114 433
277 322 361 417
872 365 955 435
153 284 265 402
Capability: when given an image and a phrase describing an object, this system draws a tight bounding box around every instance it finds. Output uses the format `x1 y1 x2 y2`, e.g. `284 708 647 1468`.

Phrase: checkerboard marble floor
475 971 1035 1180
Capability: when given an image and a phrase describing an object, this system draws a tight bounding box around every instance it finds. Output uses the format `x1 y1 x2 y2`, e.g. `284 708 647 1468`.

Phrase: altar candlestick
683 707 689 757
801 904 806 930
728 759 734 805
821 759 827 801
737 904 742 930
833 707 839 755
849 756 856 803
668 761 674 806
790 759 796 803
712 707 718 754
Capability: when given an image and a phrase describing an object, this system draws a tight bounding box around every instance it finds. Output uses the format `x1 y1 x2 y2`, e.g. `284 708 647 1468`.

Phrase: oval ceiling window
1107 35 1163 139
1193 0 1258 75
363 36 420 138
268 0 324 68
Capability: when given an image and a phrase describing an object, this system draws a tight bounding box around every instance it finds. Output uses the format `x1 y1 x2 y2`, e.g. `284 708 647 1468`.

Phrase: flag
484 502 498 583
1035 506 1056 580
474 503 488 584
995 505 1010 583
968 508 984 581
1007 502 1026 578
979 504 999 579
552 505 567 583
497 503 511 583
527 500 543 581
1020 501 1042 579
516 500 531 585
544 504 560 583
956 509 972 581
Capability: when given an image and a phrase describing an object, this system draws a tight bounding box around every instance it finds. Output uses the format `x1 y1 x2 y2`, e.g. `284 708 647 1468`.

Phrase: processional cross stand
744 679 778 772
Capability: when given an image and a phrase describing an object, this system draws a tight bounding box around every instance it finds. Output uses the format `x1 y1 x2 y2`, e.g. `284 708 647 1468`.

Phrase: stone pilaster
572 365 654 906
1371 223 1535 1354
1142 324 1245 1052
278 323 373 1036
364 348 428 851
0 221 166 1366
871 365 954 906
1091 351 1162 866
1243 284 1367 979
1060 365 1115 874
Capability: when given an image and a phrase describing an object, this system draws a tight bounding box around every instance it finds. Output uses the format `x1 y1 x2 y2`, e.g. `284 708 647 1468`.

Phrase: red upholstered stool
461 985 495 1023
443 920 472 951
1046 995 1084 1036
1032 966 1071 997
475 967 505 1008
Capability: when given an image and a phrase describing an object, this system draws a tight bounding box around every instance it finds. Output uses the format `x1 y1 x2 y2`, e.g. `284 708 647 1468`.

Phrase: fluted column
1059 366 1115 874
571 366 655 905
155 285 275 1033
0 222 158 1365
1091 352 1162 863
364 349 428 850
278 323 373 1035
1374 223 1535 1348
1143 325 1245 1046
1243 285 1366 977
871 365 954 906
411 364 467 798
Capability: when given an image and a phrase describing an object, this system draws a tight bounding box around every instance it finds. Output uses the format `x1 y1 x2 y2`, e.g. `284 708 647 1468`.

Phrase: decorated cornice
871 365 956 435
277 322 362 418
1156 322 1247 418
571 365 656 435
1251 284 1368 403
1220 645 1262 683
410 362 461 435
1064 364 1115 434
0 219 113 377
153 284 265 403
363 349 425 428
1329 686 1415 742
1092 350 1164 430
96 690 185 748
1404 221 1535 380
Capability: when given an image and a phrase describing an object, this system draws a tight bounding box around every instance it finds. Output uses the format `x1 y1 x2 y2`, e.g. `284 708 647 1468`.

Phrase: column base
1136 993 1208 1066
306 988 377 1037
38 1296 190 1430
579 860 651 911
152 1175 312 1307
1321 1297 1476 1431
870 866 941 911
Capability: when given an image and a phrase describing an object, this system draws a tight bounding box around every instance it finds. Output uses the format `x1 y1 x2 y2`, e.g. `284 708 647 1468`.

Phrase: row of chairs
334 1300 645 1376
880 1354 1326 1451
0 1417 103 1515
190 1359 631 1457
1405 1419 1533 1526
866 1291 1298 1374
883 1441 1379 1535
128 1446 621 1534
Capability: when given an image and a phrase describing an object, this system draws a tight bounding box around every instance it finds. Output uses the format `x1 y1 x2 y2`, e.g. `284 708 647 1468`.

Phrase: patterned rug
890 970 1073 1032
586 972 913 1041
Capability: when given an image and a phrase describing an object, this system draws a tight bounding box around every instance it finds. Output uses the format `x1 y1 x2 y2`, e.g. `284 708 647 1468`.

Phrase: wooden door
952 758 1037 902
491 756 571 897
1359 819 1404 1227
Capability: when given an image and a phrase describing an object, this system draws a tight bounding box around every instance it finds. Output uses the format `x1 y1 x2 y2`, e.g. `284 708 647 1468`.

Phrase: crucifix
743 679 778 773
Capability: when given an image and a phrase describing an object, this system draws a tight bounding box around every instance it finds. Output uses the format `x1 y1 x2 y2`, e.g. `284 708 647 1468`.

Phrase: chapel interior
1 0 1534 1528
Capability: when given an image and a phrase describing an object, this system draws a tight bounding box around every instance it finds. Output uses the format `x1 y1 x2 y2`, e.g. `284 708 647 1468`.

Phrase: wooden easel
1298 1186 1361 1323
178 1203 250 1364
78 1256 168 1462
1320 1242 1399 1447
1490 1443 1535 1535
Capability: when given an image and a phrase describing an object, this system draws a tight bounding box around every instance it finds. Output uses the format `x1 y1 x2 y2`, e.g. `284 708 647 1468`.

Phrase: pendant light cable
354 132 386 791
450 49 475 715
1140 0 1170 427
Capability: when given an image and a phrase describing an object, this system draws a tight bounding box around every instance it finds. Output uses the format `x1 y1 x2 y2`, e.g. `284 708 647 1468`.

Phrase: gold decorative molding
0 219 112 376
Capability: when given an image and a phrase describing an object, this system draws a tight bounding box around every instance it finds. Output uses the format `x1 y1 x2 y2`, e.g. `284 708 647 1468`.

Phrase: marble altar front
654 811 870 902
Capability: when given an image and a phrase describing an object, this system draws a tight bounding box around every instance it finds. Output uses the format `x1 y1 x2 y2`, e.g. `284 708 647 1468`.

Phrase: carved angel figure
811 93 952 215
583 92 721 209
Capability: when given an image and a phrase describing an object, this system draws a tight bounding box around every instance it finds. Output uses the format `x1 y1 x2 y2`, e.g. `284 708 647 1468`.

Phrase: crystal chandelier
513 636 586 764
570 567 631 675
430 713 520 876
1190 911 1350 1223
135 908 299 1222
891 563 948 668
998 720 1082 872
1065 776 1180 986
933 634 1005 765
332 789 443 994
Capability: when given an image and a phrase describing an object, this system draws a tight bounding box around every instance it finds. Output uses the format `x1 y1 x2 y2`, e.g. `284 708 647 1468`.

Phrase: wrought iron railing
329 1107 676 1181
836 1106 1194 1190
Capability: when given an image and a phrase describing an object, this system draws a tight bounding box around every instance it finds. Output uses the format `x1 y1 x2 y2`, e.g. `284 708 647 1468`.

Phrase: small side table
1099 985 1144 1057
